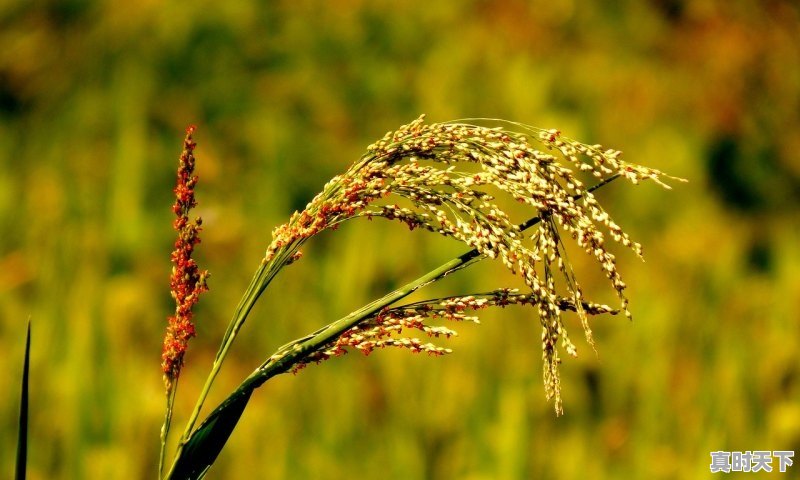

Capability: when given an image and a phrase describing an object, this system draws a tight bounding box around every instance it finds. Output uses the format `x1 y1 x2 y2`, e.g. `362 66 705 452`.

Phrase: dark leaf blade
168 390 253 480
15 320 30 480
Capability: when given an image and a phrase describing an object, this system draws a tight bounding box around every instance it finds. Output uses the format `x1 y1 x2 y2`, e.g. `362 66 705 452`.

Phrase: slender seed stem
169 261 271 454
158 385 178 477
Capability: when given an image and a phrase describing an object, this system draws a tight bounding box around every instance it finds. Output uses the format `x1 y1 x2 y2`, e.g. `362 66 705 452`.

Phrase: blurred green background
1 1 799 478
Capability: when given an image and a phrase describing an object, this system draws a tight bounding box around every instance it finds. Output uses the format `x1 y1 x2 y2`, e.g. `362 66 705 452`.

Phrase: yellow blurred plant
159 116 683 479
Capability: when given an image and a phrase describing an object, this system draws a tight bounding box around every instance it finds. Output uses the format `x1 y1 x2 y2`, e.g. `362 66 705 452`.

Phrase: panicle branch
284 288 617 372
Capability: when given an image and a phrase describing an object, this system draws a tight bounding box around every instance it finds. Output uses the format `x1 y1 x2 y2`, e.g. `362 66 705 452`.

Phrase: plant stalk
159 384 178 477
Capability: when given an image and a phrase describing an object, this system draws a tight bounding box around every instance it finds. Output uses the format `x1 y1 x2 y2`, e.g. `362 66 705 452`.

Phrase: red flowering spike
161 126 209 391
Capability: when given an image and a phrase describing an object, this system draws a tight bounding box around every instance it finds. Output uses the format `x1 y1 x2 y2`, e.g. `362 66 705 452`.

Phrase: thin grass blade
15 319 30 480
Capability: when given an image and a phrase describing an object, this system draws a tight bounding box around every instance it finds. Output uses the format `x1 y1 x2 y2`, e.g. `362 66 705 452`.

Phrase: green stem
159 384 178 477
164 230 489 480
165 256 284 478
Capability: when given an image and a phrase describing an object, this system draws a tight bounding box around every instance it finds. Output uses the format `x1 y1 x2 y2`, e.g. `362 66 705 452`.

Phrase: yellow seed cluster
267 115 681 413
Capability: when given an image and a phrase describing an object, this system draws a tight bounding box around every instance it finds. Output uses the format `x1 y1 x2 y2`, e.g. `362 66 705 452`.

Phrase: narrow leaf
15 319 30 480
167 390 253 480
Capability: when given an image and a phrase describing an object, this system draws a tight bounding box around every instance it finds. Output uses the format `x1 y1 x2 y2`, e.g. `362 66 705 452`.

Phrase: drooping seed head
266 116 683 413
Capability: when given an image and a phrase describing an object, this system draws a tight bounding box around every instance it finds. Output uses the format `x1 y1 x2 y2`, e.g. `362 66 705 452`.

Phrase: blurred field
1 1 799 478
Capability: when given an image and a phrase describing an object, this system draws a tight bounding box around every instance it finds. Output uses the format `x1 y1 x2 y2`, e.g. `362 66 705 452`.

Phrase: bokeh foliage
1 1 798 478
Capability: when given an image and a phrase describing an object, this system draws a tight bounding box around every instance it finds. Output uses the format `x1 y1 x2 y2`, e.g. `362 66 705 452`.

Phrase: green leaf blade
15 319 30 480
167 390 253 480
